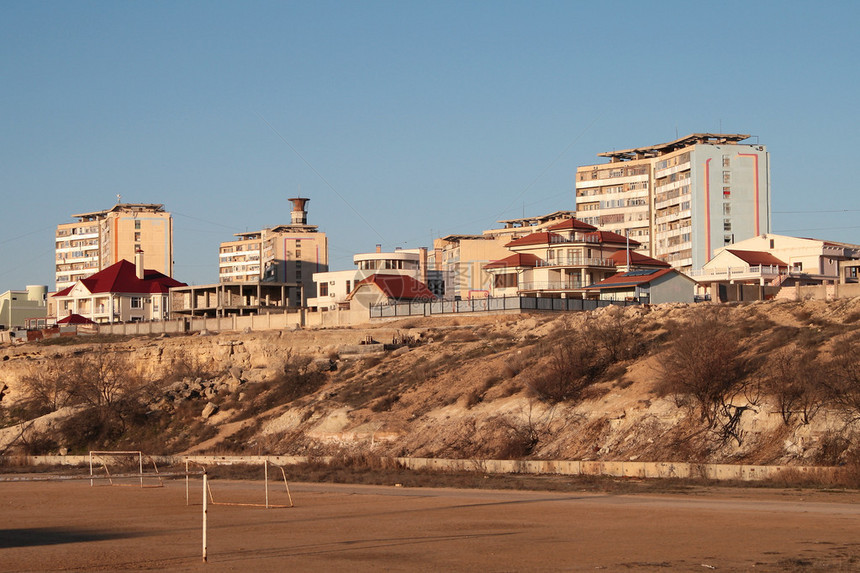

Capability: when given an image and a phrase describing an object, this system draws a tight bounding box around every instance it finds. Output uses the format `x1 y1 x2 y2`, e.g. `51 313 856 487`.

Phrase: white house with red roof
690 234 860 300
483 218 644 298
51 253 186 324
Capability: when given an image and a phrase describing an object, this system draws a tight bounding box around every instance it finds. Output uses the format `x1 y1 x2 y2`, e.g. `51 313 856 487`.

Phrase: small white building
309 248 441 310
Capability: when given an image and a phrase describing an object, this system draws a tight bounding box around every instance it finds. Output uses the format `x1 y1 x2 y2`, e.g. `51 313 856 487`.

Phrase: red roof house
346 274 436 304
52 259 186 324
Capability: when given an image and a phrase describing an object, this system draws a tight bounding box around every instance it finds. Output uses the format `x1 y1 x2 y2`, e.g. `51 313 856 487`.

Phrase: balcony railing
689 265 786 281
537 257 616 268
518 280 585 291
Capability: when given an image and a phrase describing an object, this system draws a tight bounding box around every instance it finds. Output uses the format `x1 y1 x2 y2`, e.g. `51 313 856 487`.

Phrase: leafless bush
18 362 74 415
529 332 607 404
656 311 756 445
760 346 826 425
587 313 647 362
825 339 860 423
495 403 559 459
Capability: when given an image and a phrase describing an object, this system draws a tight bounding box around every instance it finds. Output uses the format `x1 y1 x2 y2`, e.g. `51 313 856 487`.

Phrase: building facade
309 247 441 311
428 211 577 300
55 203 173 291
52 253 185 324
575 133 771 272
218 198 328 306
483 218 639 298
0 285 48 330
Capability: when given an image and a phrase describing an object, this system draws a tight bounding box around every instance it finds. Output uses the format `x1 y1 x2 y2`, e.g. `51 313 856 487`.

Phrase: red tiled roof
583 268 679 290
608 250 671 268
484 253 540 270
505 232 562 248
349 274 436 301
57 313 96 324
725 249 787 267
546 218 598 232
53 260 186 297
583 231 641 246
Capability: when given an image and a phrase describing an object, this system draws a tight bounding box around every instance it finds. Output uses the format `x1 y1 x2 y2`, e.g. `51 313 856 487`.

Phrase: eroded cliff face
3 298 860 466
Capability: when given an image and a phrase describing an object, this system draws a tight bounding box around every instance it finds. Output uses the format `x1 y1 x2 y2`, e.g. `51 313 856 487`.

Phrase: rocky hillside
3 298 860 467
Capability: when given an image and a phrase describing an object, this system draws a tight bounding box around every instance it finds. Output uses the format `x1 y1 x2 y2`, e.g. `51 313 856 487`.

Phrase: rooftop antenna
116 194 122 204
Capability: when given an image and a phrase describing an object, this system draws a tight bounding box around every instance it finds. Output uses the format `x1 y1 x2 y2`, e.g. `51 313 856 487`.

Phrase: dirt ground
1 478 860 572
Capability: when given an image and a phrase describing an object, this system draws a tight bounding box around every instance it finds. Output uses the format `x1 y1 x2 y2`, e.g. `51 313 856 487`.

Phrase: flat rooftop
595 133 753 161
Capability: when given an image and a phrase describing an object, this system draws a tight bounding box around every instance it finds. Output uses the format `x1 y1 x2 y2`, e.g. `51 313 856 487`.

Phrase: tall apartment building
575 133 770 271
55 203 173 291
218 198 328 305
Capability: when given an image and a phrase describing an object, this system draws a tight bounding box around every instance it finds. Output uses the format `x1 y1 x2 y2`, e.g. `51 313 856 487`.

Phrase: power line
256 112 386 244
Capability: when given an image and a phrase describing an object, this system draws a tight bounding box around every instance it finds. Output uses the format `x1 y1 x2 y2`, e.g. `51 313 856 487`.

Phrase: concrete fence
9 454 838 483
96 312 305 337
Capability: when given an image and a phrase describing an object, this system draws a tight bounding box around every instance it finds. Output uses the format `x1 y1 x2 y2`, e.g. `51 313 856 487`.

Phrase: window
494 273 517 288
793 262 803 272
723 171 731 184
769 239 775 249
722 155 730 167
134 232 141 241
295 250 301 258
131 297 143 309
319 283 328 296
134 220 141 230
345 280 351 293
724 235 733 246
723 203 731 216
723 187 731 198
723 219 732 232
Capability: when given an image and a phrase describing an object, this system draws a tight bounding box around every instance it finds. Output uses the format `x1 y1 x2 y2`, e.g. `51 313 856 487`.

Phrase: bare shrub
494 403 559 459
529 332 607 404
656 310 756 445
826 339 860 423
588 313 647 362
761 346 827 425
17 362 74 416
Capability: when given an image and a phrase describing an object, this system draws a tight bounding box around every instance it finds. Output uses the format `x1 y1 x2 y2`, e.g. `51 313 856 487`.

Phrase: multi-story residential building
429 211 576 299
483 218 637 298
309 247 442 311
218 198 328 306
55 203 173 291
575 133 771 272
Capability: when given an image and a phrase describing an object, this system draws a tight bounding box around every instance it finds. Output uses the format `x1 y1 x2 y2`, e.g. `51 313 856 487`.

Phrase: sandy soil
1 478 859 572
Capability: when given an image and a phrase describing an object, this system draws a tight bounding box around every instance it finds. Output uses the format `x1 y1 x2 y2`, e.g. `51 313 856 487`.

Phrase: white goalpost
185 458 294 509
88 450 164 488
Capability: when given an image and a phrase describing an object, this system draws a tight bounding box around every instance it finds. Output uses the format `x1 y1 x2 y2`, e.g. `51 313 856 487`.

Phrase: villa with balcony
692 234 860 301
484 218 641 298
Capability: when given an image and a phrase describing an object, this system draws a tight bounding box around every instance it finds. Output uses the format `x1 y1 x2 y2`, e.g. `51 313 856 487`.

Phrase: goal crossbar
185 459 293 509
89 451 164 488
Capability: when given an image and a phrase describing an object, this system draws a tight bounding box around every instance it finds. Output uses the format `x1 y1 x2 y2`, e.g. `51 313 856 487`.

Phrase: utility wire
256 112 386 244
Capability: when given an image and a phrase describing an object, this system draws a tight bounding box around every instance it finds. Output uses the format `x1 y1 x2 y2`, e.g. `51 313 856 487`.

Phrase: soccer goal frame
89 450 164 488
185 459 294 509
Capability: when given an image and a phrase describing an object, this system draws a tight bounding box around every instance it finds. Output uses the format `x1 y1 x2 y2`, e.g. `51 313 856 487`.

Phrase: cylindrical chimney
135 249 144 280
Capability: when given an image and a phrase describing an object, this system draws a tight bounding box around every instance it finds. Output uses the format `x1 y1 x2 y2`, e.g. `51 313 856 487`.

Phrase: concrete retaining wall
9 454 837 483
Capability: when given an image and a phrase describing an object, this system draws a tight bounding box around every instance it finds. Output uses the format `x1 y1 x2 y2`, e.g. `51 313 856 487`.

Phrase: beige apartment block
576 133 771 272
55 203 173 291
218 198 328 306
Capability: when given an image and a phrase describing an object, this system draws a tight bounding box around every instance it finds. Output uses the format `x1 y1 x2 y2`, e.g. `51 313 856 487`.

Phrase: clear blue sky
2 1 859 291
